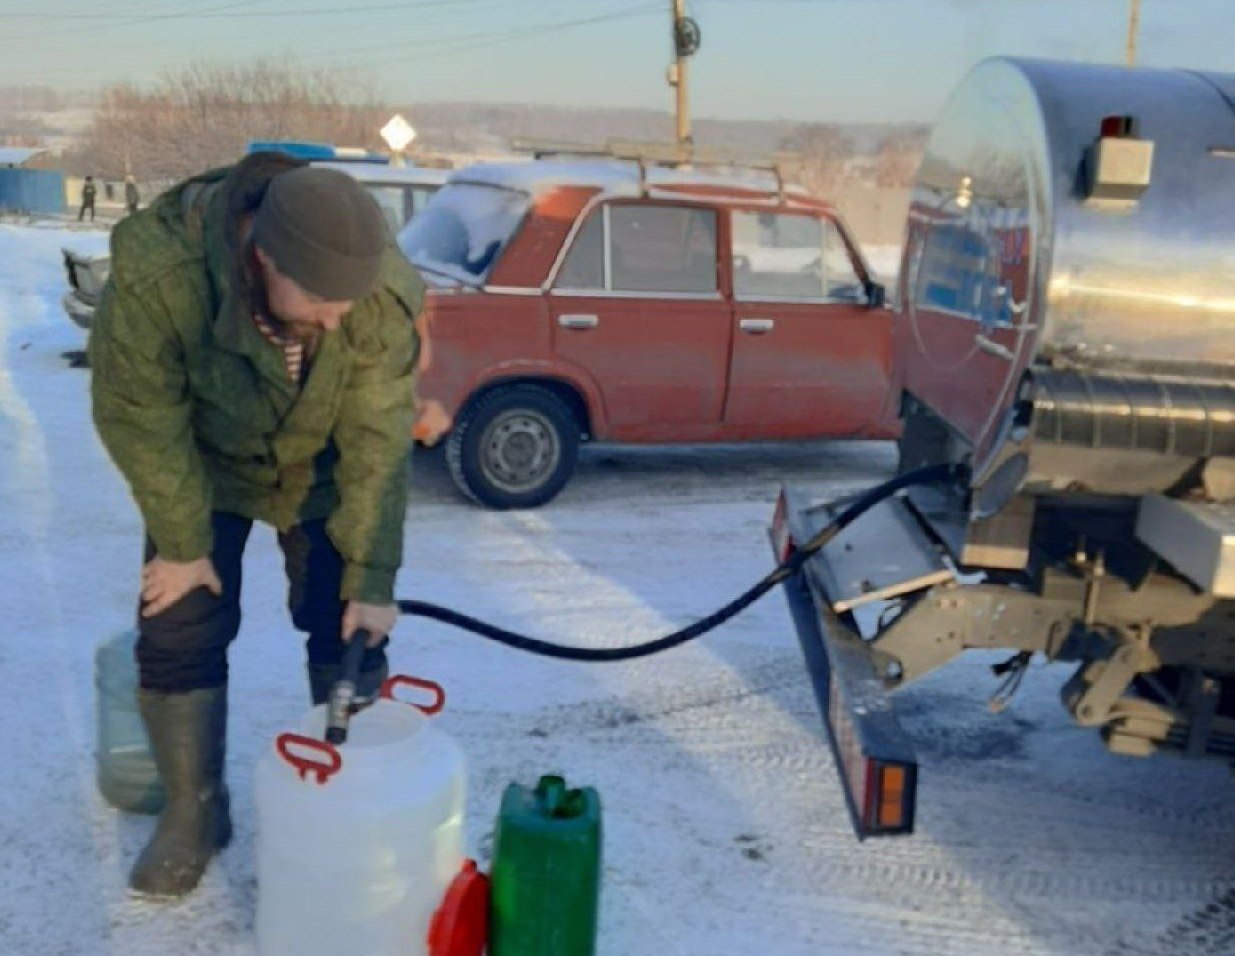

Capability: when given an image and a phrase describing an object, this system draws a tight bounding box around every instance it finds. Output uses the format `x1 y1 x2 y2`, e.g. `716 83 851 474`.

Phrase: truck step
1136 496 1235 598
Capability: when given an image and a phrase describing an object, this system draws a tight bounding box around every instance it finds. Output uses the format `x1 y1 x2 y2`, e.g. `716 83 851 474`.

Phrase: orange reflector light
877 764 908 830
853 758 912 834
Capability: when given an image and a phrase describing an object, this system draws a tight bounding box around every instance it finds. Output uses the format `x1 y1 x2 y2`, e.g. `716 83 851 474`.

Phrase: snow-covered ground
2 223 1234 956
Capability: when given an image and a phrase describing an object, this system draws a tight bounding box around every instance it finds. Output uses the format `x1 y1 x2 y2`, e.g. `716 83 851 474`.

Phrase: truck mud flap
772 487 920 838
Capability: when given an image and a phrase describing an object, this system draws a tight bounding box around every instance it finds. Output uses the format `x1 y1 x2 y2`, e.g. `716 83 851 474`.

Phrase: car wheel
445 386 580 509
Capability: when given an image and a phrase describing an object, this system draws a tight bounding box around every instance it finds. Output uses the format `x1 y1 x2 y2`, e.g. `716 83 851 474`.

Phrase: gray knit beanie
252 166 386 301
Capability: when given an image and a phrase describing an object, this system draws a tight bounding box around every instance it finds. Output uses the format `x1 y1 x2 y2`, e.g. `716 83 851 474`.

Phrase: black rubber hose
397 462 966 662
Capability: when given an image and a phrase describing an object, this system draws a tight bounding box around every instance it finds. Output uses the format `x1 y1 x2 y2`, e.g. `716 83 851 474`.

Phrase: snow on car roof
312 161 450 186
449 160 643 194
447 159 814 203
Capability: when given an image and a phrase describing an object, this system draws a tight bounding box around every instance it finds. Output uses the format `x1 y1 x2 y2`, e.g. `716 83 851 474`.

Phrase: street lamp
380 114 417 167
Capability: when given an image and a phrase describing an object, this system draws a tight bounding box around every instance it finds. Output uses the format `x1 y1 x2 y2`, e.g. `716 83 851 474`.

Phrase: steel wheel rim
478 409 561 494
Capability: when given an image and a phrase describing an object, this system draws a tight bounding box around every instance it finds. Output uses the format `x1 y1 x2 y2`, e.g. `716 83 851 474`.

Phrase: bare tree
776 124 857 196
67 59 388 180
0 85 62 113
872 127 929 188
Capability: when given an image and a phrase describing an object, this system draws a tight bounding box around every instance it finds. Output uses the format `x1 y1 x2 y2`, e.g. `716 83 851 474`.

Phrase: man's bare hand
342 601 397 646
413 399 453 447
140 556 223 617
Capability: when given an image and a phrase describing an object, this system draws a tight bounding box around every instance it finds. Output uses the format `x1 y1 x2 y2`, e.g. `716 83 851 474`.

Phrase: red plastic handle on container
275 732 342 784
380 675 446 716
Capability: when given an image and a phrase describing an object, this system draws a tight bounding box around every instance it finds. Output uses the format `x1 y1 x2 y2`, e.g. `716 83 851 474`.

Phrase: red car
400 160 897 508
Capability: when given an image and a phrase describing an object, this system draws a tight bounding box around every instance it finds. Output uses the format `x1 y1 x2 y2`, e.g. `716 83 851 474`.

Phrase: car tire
445 386 580 509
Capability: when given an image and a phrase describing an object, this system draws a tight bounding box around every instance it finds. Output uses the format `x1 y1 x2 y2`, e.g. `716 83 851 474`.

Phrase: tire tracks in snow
1136 885 1235 956
0 227 120 939
463 647 1235 952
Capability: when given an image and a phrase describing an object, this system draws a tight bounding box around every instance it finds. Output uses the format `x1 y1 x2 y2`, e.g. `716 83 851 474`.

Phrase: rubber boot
129 686 230 898
307 656 389 707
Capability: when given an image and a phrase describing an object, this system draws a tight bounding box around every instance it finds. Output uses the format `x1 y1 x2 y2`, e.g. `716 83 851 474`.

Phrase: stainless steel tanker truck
772 57 1235 838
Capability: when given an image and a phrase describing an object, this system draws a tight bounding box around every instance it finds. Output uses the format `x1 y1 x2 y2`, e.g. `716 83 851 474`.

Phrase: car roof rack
508 136 804 201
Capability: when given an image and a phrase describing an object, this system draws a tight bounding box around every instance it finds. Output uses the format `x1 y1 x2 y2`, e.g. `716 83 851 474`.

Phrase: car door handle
558 313 599 330
739 318 775 334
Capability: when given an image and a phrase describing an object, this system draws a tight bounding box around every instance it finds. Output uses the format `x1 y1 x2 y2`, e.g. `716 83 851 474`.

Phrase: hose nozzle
325 631 371 745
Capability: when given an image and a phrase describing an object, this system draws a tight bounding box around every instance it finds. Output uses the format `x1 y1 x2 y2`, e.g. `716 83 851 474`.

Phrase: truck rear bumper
772 486 919 838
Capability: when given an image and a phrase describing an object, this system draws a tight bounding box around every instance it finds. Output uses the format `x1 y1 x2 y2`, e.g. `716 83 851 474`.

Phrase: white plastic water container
255 675 466 956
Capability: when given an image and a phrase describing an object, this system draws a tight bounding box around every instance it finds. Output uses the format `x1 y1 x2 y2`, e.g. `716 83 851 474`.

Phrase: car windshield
360 184 442 236
397 182 531 286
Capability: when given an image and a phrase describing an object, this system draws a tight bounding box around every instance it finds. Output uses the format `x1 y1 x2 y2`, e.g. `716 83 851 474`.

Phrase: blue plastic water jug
95 629 164 814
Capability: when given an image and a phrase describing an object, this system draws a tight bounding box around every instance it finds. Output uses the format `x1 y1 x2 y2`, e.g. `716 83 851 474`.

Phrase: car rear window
610 205 717 294
555 203 718 294
398 182 531 285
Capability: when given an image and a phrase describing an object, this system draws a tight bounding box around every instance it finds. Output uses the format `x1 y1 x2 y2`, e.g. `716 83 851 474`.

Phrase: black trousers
136 512 387 692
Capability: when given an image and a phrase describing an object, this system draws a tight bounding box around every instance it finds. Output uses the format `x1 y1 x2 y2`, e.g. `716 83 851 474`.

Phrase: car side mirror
865 281 886 309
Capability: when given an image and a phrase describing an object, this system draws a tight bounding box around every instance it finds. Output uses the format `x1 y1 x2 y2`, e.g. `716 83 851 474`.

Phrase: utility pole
1126 0 1141 66
668 1 701 158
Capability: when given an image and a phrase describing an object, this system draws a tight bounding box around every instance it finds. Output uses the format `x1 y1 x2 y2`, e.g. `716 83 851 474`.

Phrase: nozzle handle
325 630 372 745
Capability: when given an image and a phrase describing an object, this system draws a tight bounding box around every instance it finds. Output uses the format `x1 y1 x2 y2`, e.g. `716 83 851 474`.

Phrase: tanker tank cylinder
972 451 1030 518
970 378 1035 519
897 58 1235 511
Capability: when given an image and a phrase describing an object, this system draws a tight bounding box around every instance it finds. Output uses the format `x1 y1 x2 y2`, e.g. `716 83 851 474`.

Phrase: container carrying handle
380 675 446 715
275 733 342 785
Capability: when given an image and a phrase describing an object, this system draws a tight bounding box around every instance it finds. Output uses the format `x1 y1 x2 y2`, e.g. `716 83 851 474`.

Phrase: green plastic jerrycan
95 629 165 814
489 775 602 956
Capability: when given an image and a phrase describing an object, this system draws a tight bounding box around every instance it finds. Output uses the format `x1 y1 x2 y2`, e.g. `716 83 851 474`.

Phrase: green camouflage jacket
89 154 422 603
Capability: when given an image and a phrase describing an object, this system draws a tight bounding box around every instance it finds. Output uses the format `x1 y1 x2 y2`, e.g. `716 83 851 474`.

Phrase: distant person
124 175 140 215
78 175 96 222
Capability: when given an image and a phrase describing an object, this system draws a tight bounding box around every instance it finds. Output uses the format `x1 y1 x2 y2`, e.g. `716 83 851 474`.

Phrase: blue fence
0 169 66 216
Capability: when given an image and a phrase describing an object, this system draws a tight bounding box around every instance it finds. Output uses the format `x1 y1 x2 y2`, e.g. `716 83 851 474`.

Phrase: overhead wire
312 2 666 67
0 1 663 84
0 0 526 76
0 0 508 20
0 0 276 47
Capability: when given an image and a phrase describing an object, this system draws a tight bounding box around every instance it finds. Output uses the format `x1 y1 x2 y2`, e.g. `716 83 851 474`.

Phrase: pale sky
3 0 1234 123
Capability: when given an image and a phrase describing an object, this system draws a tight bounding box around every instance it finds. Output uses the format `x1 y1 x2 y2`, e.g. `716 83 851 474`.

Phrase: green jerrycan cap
428 859 489 956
